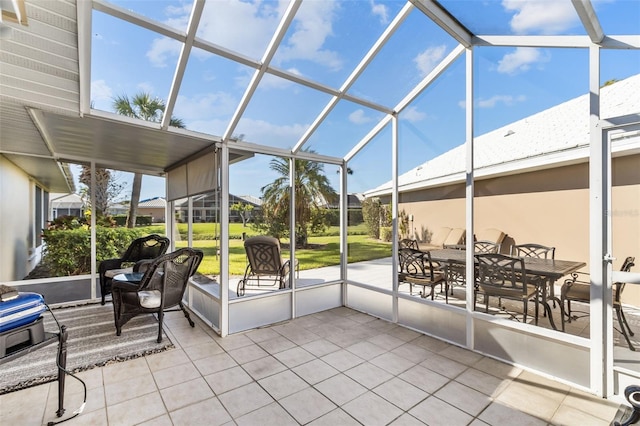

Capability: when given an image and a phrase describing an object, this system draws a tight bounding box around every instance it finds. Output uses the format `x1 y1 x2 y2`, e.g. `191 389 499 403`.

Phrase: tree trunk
126 173 142 228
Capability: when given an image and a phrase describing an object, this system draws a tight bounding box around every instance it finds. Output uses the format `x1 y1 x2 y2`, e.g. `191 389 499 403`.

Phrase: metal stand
615 385 640 426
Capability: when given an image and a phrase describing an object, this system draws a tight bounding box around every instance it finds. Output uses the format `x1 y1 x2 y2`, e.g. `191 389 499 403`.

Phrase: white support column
587 43 609 397
289 157 296 318
220 143 230 337
464 48 475 349
340 160 348 306
90 162 97 301
392 113 399 323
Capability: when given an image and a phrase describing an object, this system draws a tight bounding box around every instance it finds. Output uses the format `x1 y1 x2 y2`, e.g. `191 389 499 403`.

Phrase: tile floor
0 307 625 426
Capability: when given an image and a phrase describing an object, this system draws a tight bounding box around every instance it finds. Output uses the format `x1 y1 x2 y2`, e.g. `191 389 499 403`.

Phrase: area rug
0 303 173 394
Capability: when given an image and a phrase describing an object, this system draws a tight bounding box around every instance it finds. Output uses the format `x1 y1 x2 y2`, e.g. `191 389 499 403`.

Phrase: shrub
42 227 145 276
380 226 392 242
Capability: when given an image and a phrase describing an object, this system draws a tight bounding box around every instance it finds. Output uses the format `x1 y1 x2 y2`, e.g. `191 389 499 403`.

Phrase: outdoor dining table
428 248 587 330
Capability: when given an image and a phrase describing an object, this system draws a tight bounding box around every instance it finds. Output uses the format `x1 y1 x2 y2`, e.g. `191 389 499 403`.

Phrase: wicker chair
237 236 299 297
98 234 170 305
112 247 203 343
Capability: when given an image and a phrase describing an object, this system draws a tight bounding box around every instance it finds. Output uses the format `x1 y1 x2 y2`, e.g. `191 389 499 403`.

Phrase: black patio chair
237 236 299 297
98 234 170 305
398 247 447 300
112 247 203 343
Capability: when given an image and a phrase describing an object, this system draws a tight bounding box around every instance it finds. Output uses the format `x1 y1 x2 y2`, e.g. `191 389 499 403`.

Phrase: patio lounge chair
560 256 636 350
474 228 506 253
112 247 203 343
237 236 299 297
398 247 447 300
98 234 170 305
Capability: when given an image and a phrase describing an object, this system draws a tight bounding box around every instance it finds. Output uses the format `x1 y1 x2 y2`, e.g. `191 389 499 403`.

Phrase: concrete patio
0 305 624 426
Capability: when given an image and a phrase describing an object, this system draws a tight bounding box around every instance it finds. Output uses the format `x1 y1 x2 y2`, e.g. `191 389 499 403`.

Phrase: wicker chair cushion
105 267 133 278
137 290 162 308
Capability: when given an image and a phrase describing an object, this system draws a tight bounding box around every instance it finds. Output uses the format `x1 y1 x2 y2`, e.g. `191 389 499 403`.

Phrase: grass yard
173 234 391 276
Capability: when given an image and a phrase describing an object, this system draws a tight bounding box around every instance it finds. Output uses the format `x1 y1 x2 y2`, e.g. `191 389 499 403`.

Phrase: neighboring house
138 197 166 223
174 193 262 223
50 193 85 219
365 74 640 299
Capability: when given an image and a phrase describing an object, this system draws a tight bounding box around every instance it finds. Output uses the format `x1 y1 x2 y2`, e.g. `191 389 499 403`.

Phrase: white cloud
175 92 238 121
414 45 447 77
91 79 113 102
136 82 155 94
370 0 389 24
497 47 549 75
235 117 310 146
476 94 527 109
503 0 579 34
276 0 342 71
349 109 372 125
146 37 182 68
259 68 303 90
401 106 426 122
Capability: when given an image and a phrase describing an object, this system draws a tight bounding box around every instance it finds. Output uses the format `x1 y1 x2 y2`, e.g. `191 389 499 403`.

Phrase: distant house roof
327 193 364 209
50 193 84 209
366 74 640 197
174 193 262 207
139 197 166 209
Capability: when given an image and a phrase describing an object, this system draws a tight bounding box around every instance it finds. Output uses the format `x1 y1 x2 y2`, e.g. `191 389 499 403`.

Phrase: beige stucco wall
138 207 165 223
0 156 33 281
396 154 640 304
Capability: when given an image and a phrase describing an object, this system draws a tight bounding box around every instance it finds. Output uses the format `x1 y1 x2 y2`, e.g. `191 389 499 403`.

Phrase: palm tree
112 93 185 228
261 149 338 247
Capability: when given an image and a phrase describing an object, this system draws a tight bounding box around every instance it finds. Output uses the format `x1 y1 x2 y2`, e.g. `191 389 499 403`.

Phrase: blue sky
86 0 640 201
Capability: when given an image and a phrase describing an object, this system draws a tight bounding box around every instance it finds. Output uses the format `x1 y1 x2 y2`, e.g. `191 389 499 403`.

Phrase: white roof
367 74 640 196
138 197 166 209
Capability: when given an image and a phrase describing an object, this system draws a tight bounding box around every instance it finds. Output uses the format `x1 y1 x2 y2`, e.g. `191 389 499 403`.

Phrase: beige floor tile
182 340 225 361
419 353 468 378
193 352 237 376
408 395 473 426
272 324 321 346
468 419 491 426
438 344 484 366
170 326 216 348
106 391 166 426
217 382 274 418
391 342 434 364
301 338 341 357
145 348 190 372
367 333 407 351
473 356 522 380
235 401 299 426
69 367 104 391
152 360 201 389
136 413 173 426
242 355 288 380
273 346 316 368
104 373 157 406
321 348 365 372
398 364 450 394
494 380 563 421
344 361 394 389
258 369 309 400
434 380 491 417
388 412 428 425
412 334 451 353
243 327 281 343
307 408 362 425
552 404 612 426
205 365 254 395
516 370 571 398
478 401 547 426
279 387 337 424
169 396 232 426
562 387 621 421
159 376 214 412
101 357 150 385
342 391 404 426
0 383 49 426
227 342 269 364
57 407 108 426
46 383 105 417
345 340 387 360
370 351 416 376
291 359 339 385
455 367 511 397
257 335 298 354
373 376 428 411
215 333 256 352
315 373 368 406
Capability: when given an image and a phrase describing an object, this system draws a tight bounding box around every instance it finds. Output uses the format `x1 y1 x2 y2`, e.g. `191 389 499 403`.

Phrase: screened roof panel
346 7 458 108
105 0 195 24
595 0 640 35
172 47 252 136
234 76 333 149
90 9 179 113
438 0 585 36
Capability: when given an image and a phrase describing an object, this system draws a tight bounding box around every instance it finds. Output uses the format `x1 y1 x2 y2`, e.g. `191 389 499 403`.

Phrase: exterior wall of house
0 156 33 281
137 207 165 223
396 154 640 303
